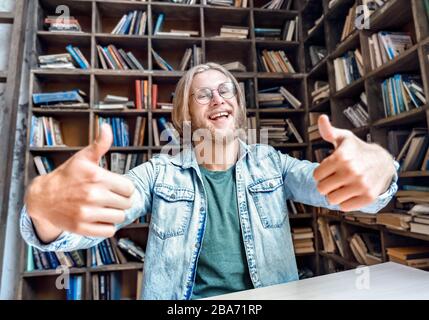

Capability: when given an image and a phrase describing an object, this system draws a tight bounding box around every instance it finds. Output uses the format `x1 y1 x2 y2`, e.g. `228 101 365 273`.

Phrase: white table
208 262 429 300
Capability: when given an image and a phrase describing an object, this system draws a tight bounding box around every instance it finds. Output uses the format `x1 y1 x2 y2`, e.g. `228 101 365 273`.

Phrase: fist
26 124 135 238
313 115 395 212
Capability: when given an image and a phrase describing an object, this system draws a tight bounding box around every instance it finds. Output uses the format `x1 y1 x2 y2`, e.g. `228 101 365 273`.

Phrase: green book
26 245 35 272
425 0 429 20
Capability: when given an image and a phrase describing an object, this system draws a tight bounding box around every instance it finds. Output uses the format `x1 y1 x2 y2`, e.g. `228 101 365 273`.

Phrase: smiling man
20 63 398 300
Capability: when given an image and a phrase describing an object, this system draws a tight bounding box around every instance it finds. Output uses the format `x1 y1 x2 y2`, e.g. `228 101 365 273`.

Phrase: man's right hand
26 124 135 243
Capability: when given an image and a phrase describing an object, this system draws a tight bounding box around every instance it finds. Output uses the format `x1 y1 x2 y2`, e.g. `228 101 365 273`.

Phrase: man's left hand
313 115 396 212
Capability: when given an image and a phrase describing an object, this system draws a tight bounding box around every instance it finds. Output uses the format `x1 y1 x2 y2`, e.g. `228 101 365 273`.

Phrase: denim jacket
20 141 398 299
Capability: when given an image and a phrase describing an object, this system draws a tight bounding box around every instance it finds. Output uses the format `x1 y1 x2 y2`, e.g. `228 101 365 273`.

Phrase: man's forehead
192 70 229 88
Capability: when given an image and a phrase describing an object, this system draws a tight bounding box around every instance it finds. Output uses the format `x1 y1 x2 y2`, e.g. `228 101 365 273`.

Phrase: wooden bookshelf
20 0 317 300
305 0 429 275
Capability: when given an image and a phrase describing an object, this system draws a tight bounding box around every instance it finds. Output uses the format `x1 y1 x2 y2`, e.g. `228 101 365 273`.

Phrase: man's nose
211 90 224 106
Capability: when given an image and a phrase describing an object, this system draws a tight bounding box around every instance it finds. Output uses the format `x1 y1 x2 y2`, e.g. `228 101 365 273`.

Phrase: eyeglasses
191 82 237 105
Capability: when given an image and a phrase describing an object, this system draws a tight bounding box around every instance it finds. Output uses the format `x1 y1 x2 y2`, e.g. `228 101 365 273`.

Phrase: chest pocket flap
154 184 195 202
248 176 283 193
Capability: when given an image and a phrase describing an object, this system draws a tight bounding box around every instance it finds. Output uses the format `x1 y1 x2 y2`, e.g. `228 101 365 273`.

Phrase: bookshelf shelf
309 97 330 112
29 147 84 152
371 104 429 128
307 57 328 78
296 252 315 257
385 228 429 243
330 30 359 58
89 263 144 273
332 77 364 99
22 268 87 278
343 219 381 231
289 213 313 219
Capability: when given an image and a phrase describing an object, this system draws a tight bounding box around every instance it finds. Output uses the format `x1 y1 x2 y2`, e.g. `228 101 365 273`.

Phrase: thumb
318 115 345 148
78 123 113 163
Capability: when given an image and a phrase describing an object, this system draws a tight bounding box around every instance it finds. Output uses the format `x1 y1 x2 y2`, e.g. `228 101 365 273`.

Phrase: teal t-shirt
191 165 253 299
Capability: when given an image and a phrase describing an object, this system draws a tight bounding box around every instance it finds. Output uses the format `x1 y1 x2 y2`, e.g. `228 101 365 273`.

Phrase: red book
152 84 158 110
135 80 142 110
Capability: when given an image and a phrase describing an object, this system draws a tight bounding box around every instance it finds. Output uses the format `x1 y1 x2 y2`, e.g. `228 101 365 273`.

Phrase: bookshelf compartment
253 10 298 40
151 38 202 71
95 1 149 35
302 0 324 40
151 4 201 37
22 274 85 300
205 41 254 72
95 36 149 70
27 151 77 181
94 74 149 110
203 7 251 39
257 77 305 109
90 270 141 300
151 76 178 109
255 42 301 73
36 0 93 33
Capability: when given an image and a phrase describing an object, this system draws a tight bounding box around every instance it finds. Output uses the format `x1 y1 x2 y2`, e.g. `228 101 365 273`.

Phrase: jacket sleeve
20 159 156 252
278 151 399 214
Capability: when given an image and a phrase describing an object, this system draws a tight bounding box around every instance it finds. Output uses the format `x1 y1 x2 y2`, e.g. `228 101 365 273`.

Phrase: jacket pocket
151 183 195 240
248 176 287 228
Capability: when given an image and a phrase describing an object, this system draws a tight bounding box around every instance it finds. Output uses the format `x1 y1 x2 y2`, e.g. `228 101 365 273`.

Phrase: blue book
153 13 164 34
46 251 60 269
66 45 88 69
30 115 37 146
66 277 74 300
120 12 133 34
151 48 173 71
258 86 280 93
74 276 83 300
41 156 55 172
33 90 85 105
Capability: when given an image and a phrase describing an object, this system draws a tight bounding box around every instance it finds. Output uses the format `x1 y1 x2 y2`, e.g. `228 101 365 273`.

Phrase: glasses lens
218 83 236 99
195 88 212 104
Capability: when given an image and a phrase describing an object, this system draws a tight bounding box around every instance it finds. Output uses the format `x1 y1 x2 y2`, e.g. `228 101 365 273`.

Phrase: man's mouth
208 111 232 121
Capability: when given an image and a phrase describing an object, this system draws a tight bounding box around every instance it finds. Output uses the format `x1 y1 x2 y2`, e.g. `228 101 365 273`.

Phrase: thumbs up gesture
25 124 135 242
313 115 396 212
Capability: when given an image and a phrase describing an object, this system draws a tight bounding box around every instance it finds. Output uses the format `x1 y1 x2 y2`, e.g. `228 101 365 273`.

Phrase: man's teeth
209 112 229 120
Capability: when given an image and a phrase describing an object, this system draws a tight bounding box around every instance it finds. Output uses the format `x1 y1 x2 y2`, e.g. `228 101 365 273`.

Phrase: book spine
66 45 88 69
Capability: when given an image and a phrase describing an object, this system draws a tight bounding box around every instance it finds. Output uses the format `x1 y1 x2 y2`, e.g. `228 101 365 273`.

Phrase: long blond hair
172 62 247 137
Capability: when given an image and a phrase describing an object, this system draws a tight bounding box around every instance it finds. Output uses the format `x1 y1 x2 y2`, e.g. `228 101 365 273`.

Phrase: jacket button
269 183 273 188
171 194 176 199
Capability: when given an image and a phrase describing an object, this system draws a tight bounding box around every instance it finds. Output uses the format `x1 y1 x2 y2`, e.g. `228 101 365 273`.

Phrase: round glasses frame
190 82 237 105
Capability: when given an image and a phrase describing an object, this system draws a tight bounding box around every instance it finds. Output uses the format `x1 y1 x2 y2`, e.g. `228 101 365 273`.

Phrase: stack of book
97 44 145 70
152 48 174 71
33 156 55 175
257 86 302 109
348 233 382 266
111 10 147 35
178 45 202 71
254 18 298 41
30 116 65 147
118 238 146 262
292 227 315 254
222 61 246 72
343 212 377 225
390 128 429 172
217 25 249 39
311 81 329 105
309 46 327 67
27 246 85 271
387 246 429 269
260 0 293 10
32 89 88 108
91 238 128 266
153 117 180 147
343 92 369 128
66 276 83 300
44 15 82 32
96 95 135 110
317 218 336 253
409 204 429 236
341 4 357 41
381 74 426 118
38 51 88 70
95 116 130 147
368 32 413 70
135 80 150 109
257 49 296 73
333 49 364 91
308 112 325 141
376 212 413 231
259 118 303 144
